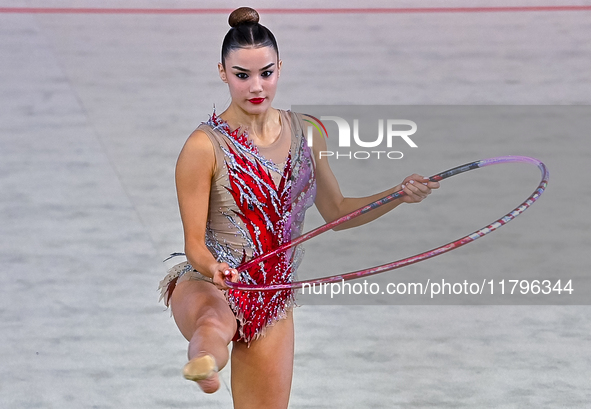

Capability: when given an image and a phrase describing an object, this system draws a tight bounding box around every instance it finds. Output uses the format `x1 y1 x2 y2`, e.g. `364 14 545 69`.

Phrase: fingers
223 268 239 283
401 180 429 202
419 176 440 190
400 174 438 203
212 264 239 290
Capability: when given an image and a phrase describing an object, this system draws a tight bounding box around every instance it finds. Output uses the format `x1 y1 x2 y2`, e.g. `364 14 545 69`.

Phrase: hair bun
228 7 260 28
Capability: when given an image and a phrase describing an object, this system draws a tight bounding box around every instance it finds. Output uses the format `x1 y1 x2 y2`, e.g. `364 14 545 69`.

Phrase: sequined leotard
159 109 316 343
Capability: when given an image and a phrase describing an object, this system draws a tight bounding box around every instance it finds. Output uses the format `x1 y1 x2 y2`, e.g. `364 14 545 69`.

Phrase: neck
221 105 281 146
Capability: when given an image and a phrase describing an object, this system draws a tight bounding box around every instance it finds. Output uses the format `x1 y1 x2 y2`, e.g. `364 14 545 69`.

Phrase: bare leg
231 310 295 409
170 279 237 393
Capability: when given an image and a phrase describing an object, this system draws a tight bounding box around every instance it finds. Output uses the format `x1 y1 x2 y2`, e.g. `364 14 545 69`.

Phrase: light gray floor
1 1 590 408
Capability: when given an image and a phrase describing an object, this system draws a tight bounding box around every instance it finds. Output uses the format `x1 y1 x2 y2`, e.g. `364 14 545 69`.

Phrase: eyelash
235 71 274 80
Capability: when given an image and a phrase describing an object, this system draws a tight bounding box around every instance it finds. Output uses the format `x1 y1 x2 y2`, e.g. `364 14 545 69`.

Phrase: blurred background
1 1 590 408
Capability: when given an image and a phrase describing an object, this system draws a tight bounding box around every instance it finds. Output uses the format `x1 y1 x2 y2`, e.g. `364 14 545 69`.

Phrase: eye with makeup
261 70 274 78
235 72 248 79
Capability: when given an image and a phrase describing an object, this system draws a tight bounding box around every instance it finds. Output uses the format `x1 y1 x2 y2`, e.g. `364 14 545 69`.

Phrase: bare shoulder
183 129 214 155
176 129 216 177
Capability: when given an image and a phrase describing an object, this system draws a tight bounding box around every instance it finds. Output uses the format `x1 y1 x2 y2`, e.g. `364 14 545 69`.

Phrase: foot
183 354 220 393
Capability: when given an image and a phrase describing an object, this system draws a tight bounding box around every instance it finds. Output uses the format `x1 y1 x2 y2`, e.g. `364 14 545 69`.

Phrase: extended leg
170 279 237 393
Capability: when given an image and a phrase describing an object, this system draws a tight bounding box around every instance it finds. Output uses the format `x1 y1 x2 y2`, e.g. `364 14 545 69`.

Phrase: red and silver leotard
159 110 316 343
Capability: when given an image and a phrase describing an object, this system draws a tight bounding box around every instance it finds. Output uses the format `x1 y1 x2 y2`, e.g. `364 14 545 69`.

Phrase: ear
277 59 282 78
218 63 228 83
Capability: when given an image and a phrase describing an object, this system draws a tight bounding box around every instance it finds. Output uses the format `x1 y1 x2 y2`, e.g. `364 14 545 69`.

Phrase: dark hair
221 7 279 66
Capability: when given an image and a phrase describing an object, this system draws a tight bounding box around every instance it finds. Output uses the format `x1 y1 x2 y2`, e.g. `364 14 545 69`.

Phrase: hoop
225 156 549 291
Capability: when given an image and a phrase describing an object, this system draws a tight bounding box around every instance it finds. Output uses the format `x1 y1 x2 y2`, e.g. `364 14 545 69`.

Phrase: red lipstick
249 98 265 104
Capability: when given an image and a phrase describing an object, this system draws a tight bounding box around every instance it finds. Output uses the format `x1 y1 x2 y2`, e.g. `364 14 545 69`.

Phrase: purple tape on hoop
226 156 549 291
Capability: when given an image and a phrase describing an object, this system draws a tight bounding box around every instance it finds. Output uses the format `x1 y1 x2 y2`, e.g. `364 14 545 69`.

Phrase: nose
250 76 263 94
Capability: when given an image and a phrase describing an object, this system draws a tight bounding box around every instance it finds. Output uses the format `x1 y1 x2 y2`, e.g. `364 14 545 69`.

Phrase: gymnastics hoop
225 156 549 291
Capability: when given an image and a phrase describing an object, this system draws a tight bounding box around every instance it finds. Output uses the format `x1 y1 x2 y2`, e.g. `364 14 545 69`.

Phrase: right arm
175 129 238 289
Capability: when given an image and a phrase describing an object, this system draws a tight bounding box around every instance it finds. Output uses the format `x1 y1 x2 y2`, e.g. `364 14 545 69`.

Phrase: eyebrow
231 63 275 72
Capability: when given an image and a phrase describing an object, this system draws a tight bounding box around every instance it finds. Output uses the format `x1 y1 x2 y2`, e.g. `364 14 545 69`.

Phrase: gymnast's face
218 46 282 114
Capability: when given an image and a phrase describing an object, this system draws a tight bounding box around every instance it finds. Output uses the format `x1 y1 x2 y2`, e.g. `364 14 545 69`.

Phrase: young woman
159 7 439 409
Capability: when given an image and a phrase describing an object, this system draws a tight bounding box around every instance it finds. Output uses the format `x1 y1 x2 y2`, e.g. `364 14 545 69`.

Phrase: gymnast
159 7 439 408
